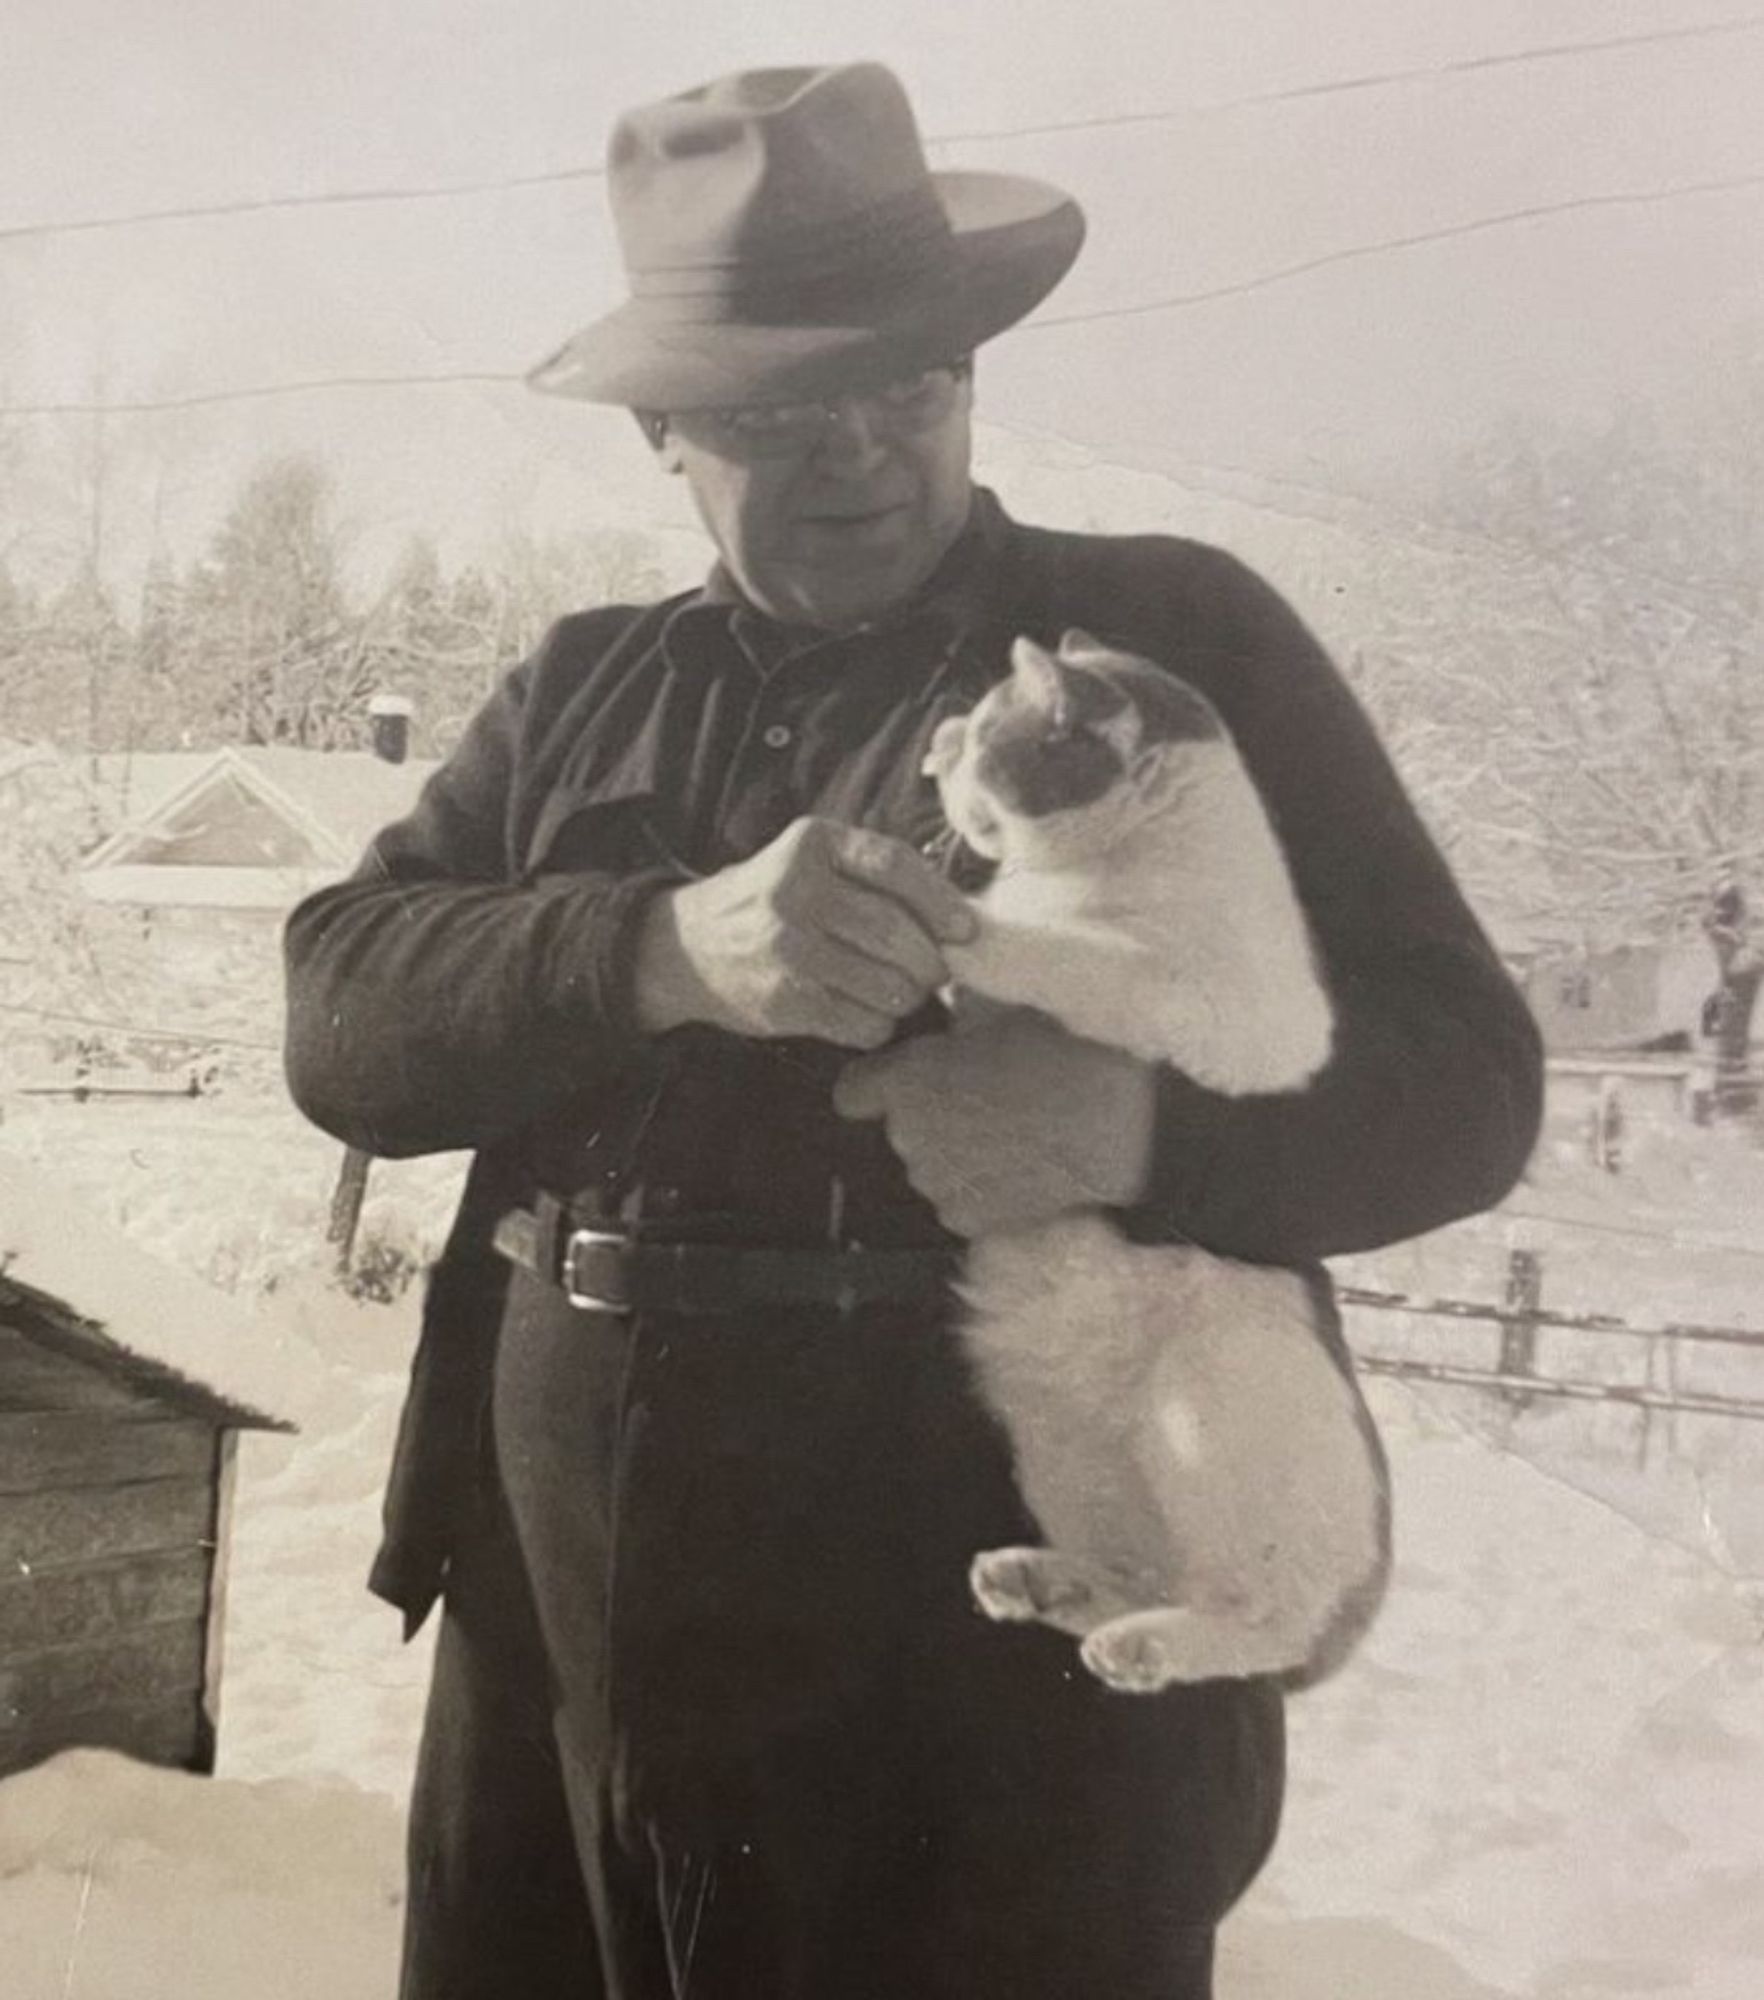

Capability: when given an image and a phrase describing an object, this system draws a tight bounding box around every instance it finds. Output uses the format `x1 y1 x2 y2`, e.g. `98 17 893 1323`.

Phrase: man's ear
634 410 684 474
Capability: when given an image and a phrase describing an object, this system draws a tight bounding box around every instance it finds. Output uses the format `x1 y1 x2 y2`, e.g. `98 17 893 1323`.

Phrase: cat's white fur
925 631 1390 1692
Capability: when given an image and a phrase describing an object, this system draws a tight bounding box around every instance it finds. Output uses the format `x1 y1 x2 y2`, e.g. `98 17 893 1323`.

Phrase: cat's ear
1010 637 1075 729
1056 627 1110 664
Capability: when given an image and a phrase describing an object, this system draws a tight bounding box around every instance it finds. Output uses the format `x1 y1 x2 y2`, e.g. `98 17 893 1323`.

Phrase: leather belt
492 1199 960 1317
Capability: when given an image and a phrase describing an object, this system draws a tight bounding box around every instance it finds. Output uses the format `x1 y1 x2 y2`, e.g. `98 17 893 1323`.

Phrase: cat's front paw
970 1547 1097 1629
1081 1614 1186 1694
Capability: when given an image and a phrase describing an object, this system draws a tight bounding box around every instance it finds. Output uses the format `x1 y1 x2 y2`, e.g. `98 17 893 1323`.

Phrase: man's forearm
1125 940 1543 1263
283 867 674 1157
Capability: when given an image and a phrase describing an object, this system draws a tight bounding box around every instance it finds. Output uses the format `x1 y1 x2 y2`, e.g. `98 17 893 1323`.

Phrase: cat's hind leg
1080 1605 1305 1691
969 1546 1153 1638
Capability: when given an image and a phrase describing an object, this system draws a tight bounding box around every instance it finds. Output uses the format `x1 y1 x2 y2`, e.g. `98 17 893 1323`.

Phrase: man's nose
812 398 892 472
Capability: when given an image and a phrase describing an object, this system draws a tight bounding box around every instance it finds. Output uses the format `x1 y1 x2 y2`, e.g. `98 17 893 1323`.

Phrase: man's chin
761 554 935 631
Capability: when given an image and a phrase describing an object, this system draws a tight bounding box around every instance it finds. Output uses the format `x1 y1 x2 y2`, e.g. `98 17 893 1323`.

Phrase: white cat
923 630 1390 1692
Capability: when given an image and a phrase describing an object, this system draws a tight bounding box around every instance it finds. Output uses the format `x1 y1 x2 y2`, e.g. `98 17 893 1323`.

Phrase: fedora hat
526 63 1085 410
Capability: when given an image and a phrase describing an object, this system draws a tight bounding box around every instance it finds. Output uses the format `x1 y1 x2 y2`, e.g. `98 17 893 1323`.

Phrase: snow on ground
2 1091 1762 1997
0 1752 405 2000
214 1292 435 1795
1238 1376 1764 1999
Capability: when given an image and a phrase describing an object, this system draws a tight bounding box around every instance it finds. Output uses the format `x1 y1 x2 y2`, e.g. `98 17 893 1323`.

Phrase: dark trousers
401 1276 1285 1998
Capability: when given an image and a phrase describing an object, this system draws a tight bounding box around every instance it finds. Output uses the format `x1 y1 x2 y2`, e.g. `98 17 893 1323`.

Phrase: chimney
367 692 414 765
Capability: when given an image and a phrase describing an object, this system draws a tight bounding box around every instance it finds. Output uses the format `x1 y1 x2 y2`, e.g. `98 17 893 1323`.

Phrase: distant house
66 737 437 1027
0 1158 294 1778
1502 938 1716 1056
80 740 437 914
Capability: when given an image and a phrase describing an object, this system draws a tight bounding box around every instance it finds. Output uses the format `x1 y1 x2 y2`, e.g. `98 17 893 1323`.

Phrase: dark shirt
283 489 1543 1622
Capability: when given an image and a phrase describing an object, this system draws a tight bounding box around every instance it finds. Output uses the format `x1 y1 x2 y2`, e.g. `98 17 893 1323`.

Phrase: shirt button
761 722 793 750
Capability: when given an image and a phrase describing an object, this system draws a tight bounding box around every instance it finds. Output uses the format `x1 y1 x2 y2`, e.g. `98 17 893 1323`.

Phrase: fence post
1498 1243 1543 1406
1590 1075 1624 1173
327 1145 372 1276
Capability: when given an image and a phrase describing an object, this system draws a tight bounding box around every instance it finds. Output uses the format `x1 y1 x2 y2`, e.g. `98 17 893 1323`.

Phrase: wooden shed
0 1160 293 1780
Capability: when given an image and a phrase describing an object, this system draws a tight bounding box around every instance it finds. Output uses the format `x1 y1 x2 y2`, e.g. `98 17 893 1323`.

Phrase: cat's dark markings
968 655 1223 818
922 630 1391 1692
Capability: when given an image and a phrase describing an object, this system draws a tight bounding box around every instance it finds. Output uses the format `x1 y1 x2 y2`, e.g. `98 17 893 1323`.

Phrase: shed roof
0 1153 304 1432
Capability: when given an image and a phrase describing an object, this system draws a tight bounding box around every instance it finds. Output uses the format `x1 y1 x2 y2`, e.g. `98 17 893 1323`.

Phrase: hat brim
526 171 1084 409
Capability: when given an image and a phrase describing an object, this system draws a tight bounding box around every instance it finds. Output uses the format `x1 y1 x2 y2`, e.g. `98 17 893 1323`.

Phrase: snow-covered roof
0 1152 303 1430
85 747 437 874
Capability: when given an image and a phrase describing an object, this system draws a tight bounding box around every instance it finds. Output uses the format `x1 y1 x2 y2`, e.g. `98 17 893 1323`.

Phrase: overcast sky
2 0 1760 587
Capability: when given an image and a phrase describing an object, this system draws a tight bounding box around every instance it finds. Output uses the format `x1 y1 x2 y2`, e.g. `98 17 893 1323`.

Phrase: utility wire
3 166 1758 426
1026 169 1764 329
1 13 1760 245
0 385 1747 623
1 371 524 420
1043 443 1754 625
935 11 1764 144
0 163 602 245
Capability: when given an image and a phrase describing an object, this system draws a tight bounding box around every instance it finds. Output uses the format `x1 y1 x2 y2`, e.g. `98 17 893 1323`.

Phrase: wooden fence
1341 1248 1764 1424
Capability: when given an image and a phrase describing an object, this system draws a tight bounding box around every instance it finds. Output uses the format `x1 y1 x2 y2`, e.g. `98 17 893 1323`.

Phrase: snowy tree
0 746 148 1050
35 561 130 756
356 536 497 753
1397 402 1764 1109
181 457 370 747
0 557 45 727
380 527 672 753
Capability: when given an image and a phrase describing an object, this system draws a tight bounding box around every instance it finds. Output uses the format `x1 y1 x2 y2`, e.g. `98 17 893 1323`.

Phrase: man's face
647 362 976 630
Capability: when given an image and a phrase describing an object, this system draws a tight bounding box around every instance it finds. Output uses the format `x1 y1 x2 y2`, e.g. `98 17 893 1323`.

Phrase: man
284 61 1542 2000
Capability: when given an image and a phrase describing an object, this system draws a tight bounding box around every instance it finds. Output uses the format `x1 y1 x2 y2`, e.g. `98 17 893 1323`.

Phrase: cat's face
925 631 1223 863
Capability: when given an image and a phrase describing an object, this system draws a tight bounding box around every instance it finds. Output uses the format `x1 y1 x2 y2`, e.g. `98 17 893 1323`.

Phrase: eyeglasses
678 359 971 459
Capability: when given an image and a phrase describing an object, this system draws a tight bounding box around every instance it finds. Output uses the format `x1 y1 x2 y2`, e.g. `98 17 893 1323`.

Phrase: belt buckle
563 1227 633 1314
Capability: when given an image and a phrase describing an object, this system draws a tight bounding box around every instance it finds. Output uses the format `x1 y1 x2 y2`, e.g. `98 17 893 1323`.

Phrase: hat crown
528 61 1084 407
607 63 950 283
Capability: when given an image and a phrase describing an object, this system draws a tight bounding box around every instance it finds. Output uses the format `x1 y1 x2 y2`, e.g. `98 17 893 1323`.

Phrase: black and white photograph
2 6 1761 1996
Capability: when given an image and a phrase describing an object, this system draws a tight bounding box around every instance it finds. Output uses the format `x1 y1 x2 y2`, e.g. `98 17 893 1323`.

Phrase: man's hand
633 817 978 1047
834 1007 1157 1236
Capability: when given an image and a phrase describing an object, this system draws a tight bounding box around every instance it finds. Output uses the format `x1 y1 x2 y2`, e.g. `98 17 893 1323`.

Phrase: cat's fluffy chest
951 760 1334 1093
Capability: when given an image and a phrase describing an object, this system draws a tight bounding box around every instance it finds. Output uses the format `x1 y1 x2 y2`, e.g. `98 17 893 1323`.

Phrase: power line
0 377 1745 625
0 165 603 245
1 371 523 420
4 165 1758 425
1026 169 1764 330
935 12 1764 144
2 13 1760 245
1039 440 1752 625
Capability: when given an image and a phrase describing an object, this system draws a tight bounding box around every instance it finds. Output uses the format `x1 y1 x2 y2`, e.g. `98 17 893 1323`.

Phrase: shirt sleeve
1112 542 1543 1263
281 631 681 1158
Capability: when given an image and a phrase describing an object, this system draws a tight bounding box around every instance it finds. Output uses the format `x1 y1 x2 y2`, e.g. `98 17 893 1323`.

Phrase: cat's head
924 631 1226 865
